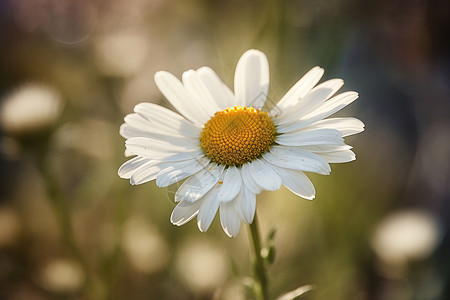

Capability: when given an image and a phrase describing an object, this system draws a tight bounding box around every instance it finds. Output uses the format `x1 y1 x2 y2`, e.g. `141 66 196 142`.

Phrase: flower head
119 50 364 237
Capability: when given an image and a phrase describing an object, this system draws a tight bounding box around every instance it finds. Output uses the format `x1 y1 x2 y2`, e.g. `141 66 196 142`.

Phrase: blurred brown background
0 0 449 299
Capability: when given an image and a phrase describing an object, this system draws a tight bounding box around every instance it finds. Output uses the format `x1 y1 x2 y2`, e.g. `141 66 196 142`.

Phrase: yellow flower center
200 106 276 166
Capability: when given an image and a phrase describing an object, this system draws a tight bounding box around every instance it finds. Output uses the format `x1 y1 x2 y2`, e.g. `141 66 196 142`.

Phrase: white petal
275 128 344 147
121 105 200 140
196 66 236 110
130 160 173 185
156 157 211 187
120 122 155 140
311 78 344 97
316 149 356 163
125 137 204 161
240 163 262 194
305 91 359 119
154 71 211 126
122 113 190 139
273 167 315 200
277 91 359 133
274 79 343 125
299 144 352 152
273 67 324 112
136 150 205 162
263 146 331 175
234 49 269 108
248 159 282 191
234 186 256 224
303 117 365 137
220 202 241 237
197 188 220 232
120 117 152 139
126 137 198 153
182 69 221 117
118 156 151 179
133 102 201 137
170 200 202 226
175 163 225 202
217 166 242 202
121 117 200 147
124 149 134 157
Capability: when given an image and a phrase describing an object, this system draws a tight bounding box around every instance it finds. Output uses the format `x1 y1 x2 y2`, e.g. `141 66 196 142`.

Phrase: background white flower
0 83 62 136
371 209 440 266
119 49 364 237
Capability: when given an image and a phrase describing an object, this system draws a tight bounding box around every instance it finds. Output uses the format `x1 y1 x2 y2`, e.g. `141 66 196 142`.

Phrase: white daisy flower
119 49 364 237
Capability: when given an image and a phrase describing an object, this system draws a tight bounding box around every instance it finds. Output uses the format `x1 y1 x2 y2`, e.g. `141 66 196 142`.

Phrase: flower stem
249 212 269 300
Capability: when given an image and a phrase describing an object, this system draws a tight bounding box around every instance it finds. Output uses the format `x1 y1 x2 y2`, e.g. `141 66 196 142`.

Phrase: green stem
249 212 269 300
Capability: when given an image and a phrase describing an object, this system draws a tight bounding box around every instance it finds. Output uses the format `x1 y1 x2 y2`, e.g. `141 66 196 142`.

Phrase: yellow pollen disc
200 106 276 166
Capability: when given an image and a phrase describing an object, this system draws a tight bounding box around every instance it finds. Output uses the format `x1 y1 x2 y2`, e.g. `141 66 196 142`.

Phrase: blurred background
0 0 449 299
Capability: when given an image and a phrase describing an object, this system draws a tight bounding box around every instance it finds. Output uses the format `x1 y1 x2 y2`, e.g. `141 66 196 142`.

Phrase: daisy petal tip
117 171 129 179
347 91 359 100
239 49 269 69
173 194 182 203
119 122 127 132
133 102 144 112
182 69 196 79
223 228 239 238
310 66 325 75
154 70 174 84
197 221 209 233
221 218 241 238
171 220 183 227
174 194 195 203
243 215 255 225
196 66 210 73
224 231 233 238
169 218 178 226
153 70 165 80
119 124 133 139
170 217 183 226
117 165 127 178
244 49 266 57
